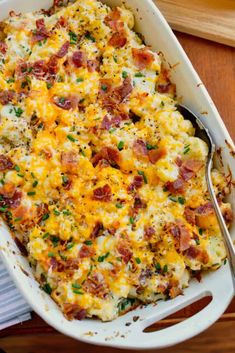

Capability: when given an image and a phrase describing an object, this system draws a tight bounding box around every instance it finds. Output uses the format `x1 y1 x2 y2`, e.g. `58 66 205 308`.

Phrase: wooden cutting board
155 0 235 47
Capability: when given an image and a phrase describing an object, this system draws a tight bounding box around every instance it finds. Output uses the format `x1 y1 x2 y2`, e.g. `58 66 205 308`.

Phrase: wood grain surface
156 0 235 47
0 32 235 353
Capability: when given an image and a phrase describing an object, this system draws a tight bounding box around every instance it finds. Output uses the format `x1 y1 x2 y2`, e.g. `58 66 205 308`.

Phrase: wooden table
0 32 235 353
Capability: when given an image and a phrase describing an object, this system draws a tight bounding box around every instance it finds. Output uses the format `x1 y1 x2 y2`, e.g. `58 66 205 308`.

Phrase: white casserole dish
0 0 234 349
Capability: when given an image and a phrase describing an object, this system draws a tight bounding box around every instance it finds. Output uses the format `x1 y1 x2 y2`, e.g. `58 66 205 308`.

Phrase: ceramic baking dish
0 0 234 349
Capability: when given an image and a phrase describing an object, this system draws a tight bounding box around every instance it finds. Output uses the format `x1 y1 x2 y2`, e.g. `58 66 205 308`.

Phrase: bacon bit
0 155 14 171
192 270 202 282
56 16 67 28
223 207 233 225
184 206 196 226
139 269 152 286
63 303 87 321
43 148 53 160
36 203 49 222
175 157 182 167
180 159 203 181
61 151 78 173
84 273 109 298
101 114 122 130
32 18 49 43
133 195 147 209
31 60 48 79
128 175 144 193
48 55 58 76
99 78 113 97
14 237 28 256
0 189 22 209
148 147 166 164
104 9 124 31
72 50 86 68
114 77 133 101
56 41 70 58
132 48 154 70
87 59 99 72
156 68 176 95
169 222 191 252
133 139 148 159
185 246 209 264
169 286 183 299
165 178 186 194
0 182 16 198
117 243 132 264
79 244 94 258
196 202 214 215
92 147 120 168
63 178 72 190
108 31 127 48
90 221 103 239
15 60 29 80
144 226 155 239
93 184 112 202
52 95 78 110
0 41 7 54
0 90 15 105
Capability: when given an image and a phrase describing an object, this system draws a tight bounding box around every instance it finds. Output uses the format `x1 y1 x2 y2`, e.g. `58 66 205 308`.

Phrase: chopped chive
53 209 60 216
63 209 71 216
59 252 67 261
115 203 123 209
224 258 227 265
67 134 76 142
146 143 157 150
109 128 116 134
178 196 185 205
122 71 128 78
51 236 60 247
160 101 165 107
101 84 107 92
134 72 144 77
73 290 84 295
48 252 55 257
76 77 84 83
17 173 24 178
67 242 74 250
13 107 23 117
163 264 168 273
195 238 200 245
163 186 168 192
80 148 86 157
43 232 50 239
169 196 177 202
47 82 52 89
72 283 82 289
0 206 8 212
137 170 147 184
32 180 38 187
198 228 203 235
155 262 161 271
129 216 135 225
113 55 118 63
117 141 124 151
14 217 22 222
42 283 52 295
62 175 68 184
183 144 190 155
85 33 95 42
98 252 110 262
42 213 50 221
31 172 36 178
14 165 20 172
69 30 77 44
135 257 141 264
84 240 92 245
27 191 36 196
6 78 15 84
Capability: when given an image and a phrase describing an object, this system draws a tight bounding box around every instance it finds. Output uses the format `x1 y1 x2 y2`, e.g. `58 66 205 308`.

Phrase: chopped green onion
14 217 22 222
163 264 168 273
67 134 76 142
14 107 23 117
146 143 157 150
84 240 93 246
85 33 96 42
178 196 185 205
6 78 15 84
198 228 203 235
137 170 147 184
47 82 52 89
27 191 36 196
43 232 50 239
42 213 50 221
63 209 71 216
53 209 60 216
17 173 24 178
155 262 161 271
129 216 135 225
183 144 190 155
195 238 200 245
67 242 74 250
160 101 165 107
69 30 77 44
117 140 124 151
135 257 141 264
98 252 110 262
51 236 60 247
134 72 144 77
101 84 107 92
122 71 128 78
73 290 84 295
115 203 123 209
76 77 84 83
109 128 116 134
72 283 82 289
42 283 52 295
48 252 55 257
32 180 38 188
14 165 20 172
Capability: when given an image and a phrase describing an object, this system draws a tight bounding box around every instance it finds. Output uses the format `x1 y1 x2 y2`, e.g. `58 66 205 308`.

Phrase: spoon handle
206 158 235 289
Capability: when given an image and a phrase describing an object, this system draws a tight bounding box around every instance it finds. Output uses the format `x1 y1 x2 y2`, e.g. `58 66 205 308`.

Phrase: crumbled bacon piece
132 48 154 70
117 243 132 264
108 31 127 48
32 18 49 43
99 79 113 97
157 83 172 93
48 55 58 77
52 95 78 110
84 273 109 298
0 190 22 209
169 222 191 252
148 147 166 164
101 114 122 130
87 59 99 72
104 9 124 31
128 175 144 193
0 41 7 54
62 177 72 190
133 139 148 159
56 41 70 58
0 90 15 105
93 184 112 202
63 303 87 321
144 226 155 239
180 159 204 181
184 206 196 226
14 237 28 256
114 77 133 101
92 147 120 168
156 68 176 95
15 60 29 79
31 60 48 79
0 182 16 198
79 244 94 258
0 155 14 171
185 246 209 264
90 221 103 239
72 50 86 68
165 178 186 194
61 151 78 173
36 203 49 222
133 195 147 209
56 16 67 28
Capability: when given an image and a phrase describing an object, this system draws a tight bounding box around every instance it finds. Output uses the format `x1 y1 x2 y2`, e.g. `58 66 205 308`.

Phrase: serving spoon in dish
177 105 235 287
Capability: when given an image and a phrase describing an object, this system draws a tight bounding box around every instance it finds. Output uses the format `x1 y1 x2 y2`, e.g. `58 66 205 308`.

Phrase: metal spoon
177 104 235 287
